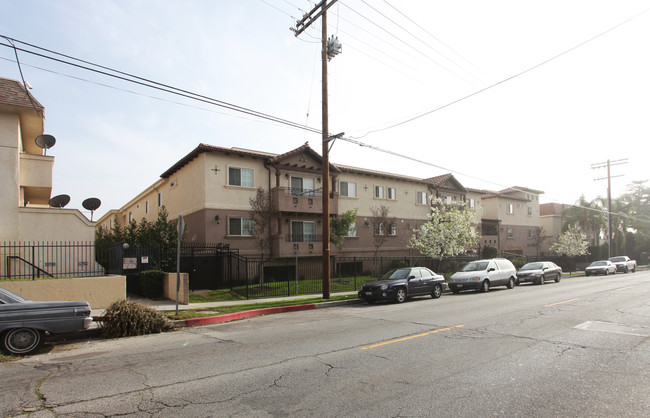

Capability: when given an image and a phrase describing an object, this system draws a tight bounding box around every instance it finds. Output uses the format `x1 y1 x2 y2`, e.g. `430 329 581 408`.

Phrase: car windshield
520 263 543 271
380 269 410 280
461 262 488 272
589 261 606 267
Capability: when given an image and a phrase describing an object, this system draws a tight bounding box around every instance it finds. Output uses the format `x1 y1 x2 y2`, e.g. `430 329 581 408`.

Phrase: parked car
516 261 562 285
585 260 617 276
608 256 637 273
358 267 446 304
448 258 517 293
0 287 92 355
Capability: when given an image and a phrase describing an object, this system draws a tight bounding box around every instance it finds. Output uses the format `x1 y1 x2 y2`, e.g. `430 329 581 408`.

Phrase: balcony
272 234 323 257
272 187 338 215
20 153 54 189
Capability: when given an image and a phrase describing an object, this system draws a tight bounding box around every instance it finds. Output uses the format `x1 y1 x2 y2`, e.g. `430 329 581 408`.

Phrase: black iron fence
0 241 105 280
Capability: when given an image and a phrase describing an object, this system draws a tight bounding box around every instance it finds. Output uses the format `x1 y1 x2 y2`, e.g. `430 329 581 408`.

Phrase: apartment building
98 142 545 258
0 77 94 242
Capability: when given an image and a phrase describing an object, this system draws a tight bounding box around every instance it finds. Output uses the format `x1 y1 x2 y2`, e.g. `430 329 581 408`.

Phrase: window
158 192 162 207
229 217 254 236
145 200 149 214
375 186 385 199
229 167 254 188
346 222 357 237
507 203 514 214
291 176 315 196
468 198 476 209
528 207 533 216
416 191 428 205
528 229 533 239
388 187 396 200
128 212 133 223
389 223 397 236
375 223 385 235
340 181 357 198
507 228 514 239
291 220 316 242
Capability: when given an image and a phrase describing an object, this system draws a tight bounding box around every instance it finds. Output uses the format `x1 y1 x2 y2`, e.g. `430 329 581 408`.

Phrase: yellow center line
615 285 635 291
361 325 464 350
544 298 580 308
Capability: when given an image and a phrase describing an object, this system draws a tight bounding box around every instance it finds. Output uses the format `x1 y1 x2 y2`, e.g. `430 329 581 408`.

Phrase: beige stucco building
0 77 94 243
99 142 545 259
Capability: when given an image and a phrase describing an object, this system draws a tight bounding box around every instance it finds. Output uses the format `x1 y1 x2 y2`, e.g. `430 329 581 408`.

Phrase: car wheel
395 288 407 303
538 275 545 285
480 280 490 293
1 328 44 356
605 269 609 276
555 273 561 283
507 277 515 289
624 267 628 273
432 284 443 299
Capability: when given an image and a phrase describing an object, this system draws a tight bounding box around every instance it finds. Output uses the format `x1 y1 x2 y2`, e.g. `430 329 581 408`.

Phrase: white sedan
585 260 617 276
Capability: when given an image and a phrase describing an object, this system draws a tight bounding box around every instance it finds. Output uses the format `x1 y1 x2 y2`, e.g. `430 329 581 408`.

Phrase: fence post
353 256 357 289
32 244 36 280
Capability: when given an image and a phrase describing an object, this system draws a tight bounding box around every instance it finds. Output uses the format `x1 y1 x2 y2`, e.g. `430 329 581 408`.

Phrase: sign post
175 214 184 316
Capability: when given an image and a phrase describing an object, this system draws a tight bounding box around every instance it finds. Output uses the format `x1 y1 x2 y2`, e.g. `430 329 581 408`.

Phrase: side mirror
488 268 496 273
408 275 416 280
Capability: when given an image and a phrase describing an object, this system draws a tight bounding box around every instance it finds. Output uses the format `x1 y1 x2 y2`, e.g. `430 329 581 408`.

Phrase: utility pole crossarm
291 0 338 36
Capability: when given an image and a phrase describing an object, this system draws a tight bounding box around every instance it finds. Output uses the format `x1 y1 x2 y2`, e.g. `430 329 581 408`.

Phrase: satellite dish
35 134 56 155
82 198 101 221
49 194 70 208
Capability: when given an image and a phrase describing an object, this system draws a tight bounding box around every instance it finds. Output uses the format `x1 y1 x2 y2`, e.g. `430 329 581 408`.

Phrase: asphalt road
2 271 649 417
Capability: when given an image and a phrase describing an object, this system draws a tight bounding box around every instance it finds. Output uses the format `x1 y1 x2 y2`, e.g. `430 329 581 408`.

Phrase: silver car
0 287 92 355
448 258 517 293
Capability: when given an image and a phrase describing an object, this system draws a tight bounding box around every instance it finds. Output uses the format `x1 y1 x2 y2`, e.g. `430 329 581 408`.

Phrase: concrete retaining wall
1 275 126 309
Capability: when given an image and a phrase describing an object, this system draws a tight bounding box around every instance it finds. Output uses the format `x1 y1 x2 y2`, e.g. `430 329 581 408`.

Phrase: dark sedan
358 267 446 304
516 261 562 285
0 287 92 355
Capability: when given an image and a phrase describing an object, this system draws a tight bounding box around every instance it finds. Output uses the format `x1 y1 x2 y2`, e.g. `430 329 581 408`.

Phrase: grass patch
189 289 247 303
165 294 358 320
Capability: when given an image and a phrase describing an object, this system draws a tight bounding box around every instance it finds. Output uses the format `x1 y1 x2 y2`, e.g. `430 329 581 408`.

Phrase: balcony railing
285 234 322 243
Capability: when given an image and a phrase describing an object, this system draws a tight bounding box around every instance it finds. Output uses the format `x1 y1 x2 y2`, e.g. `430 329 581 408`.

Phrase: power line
351 5 650 138
0 36 323 135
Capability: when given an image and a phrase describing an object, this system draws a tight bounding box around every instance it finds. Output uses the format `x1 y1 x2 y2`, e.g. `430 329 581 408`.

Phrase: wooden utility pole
592 158 628 258
293 0 340 299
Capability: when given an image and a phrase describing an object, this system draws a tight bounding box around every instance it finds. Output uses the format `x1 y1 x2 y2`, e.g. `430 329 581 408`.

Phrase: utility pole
292 0 341 299
592 158 628 258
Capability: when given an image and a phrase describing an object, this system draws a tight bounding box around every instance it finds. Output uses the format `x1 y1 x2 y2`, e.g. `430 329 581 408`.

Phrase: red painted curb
183 304 317 327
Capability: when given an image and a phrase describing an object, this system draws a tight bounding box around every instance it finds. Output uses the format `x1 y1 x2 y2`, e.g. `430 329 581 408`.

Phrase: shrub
482 245 499 259
100 299 174 338
512 257 527 269
139 270 164 298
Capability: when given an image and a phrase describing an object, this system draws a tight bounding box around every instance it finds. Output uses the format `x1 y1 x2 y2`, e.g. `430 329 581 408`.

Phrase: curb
177 298 363 328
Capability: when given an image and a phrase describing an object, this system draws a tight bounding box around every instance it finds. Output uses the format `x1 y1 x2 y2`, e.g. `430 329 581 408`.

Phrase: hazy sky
1 1 648 221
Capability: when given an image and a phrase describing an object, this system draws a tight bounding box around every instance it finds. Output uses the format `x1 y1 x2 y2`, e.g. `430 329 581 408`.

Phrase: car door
407 268 425 295
486 260 500 284
418 268 436 294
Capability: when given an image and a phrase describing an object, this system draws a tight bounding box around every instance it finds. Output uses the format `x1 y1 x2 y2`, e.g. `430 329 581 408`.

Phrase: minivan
448 258 517 293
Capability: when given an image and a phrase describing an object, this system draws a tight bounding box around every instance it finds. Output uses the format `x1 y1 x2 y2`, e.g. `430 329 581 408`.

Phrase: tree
330 208 358 257
248 187 277 259
370 205 396 275
550 225 589 257
408 198 478 266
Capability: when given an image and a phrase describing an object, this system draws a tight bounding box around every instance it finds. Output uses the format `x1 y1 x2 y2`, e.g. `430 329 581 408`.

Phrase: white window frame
528 206 533 216
345 222 357 237
468 198 476 209
229 217 254 236
507 228 514 239
416 191 428 205
128 211 133 223
389 223 397 236
388 187 396 200
340 181 357 198
228 167 254 188
375 185 385 199
507 203 514 215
